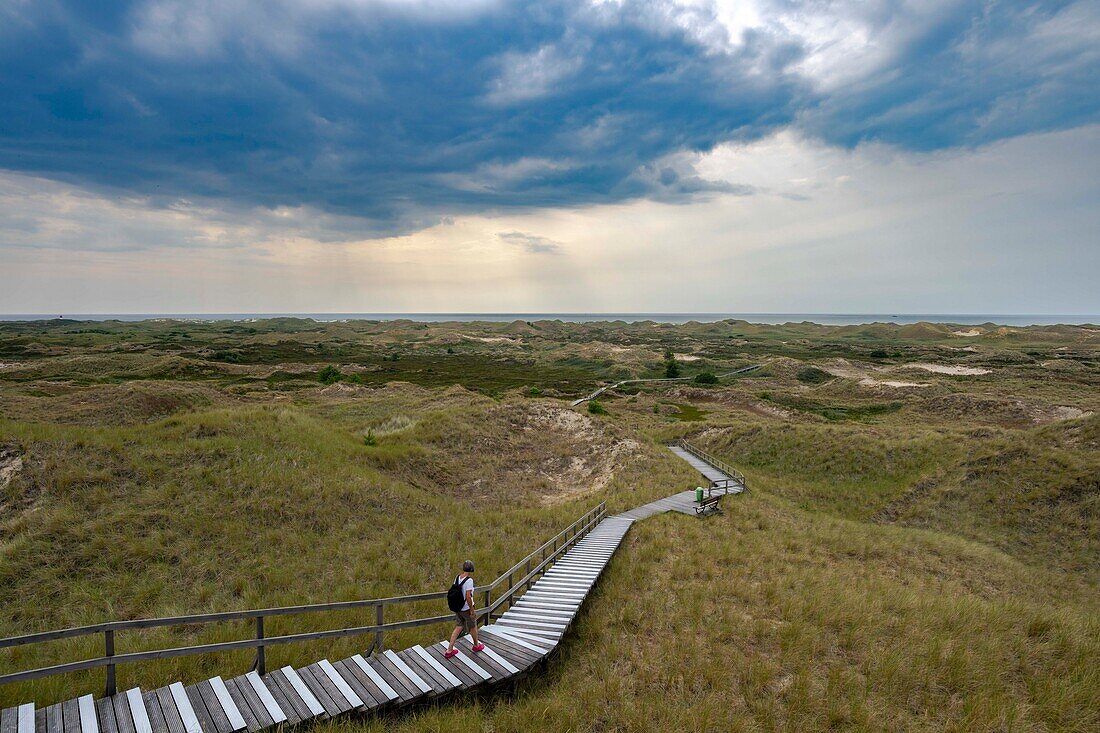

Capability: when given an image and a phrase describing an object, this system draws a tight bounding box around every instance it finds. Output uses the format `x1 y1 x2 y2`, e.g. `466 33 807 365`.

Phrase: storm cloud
2 0 1095 237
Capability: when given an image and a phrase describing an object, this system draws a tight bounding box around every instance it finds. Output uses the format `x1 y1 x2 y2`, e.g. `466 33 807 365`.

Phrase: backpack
447 574 468 613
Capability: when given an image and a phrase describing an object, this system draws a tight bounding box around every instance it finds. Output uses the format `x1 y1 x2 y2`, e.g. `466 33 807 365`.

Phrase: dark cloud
0 0 1095 237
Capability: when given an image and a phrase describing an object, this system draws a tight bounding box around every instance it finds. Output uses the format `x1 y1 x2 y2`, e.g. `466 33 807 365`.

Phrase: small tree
694 371 718 385
665 358 681 378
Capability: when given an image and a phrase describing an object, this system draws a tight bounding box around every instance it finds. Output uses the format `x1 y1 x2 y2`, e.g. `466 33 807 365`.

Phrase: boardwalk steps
2 447 742 732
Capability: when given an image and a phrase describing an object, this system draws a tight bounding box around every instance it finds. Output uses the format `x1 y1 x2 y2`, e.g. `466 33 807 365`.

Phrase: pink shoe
471 643 485 652
443 648 458 659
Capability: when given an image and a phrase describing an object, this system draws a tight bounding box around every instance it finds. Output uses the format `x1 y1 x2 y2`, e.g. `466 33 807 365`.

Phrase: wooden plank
62 699 80 733
207 678 246 733
94 697 116 733
193 684 231 733
296 666 341 717
218 681 260 733
1 707 18 733
77 698 98 733
365 656 415 703
499 613 568 628
111 693 135 733
141 690 169 733
350 656 399 704
44 703 62 733
259 673 304 726
422 645 477 689
183 686 217 733
409 646 463 689
382 650 432 696
279 667 324 718
153 689 185 733
428 644 490 685
125 689 153 733
485 627 552 655
395 650 448 696
506 605 574 618
495 625 561 644
35 708 45 733
329 660 378 709
167 684 201 733
318 660 364 710
448 640 509 682
469 633 537 669
244 672 286 725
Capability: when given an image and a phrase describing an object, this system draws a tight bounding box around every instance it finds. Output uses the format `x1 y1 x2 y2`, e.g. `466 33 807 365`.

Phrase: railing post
104 629 116 697
482 589 490 624
374 603 383 654
255 616 265 676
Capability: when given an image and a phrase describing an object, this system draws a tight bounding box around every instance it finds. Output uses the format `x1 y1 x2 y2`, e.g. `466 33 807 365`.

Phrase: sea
0 313 1097 326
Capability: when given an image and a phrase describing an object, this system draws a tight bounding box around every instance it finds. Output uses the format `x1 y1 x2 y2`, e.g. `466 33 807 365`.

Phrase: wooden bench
695 495 721 515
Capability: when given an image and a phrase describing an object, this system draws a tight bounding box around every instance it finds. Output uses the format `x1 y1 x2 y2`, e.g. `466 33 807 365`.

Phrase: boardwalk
1 444 740 733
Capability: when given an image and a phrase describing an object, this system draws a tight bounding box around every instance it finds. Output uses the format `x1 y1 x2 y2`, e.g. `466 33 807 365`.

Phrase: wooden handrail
0 502 605 691
674 439 747 487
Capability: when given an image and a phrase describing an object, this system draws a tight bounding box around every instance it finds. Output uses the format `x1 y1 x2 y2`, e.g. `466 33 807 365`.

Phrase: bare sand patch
859 378 931 388
674 353 701 362
460 334 517 343
0 446 23 491
952 329 981 337
907 363 991 376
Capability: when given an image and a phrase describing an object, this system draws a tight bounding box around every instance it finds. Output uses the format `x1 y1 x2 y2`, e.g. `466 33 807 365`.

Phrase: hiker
445 559 484 658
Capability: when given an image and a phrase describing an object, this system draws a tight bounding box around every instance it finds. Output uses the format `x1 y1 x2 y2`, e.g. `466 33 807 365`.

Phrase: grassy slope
324 494 1098 732
2 319 1098 729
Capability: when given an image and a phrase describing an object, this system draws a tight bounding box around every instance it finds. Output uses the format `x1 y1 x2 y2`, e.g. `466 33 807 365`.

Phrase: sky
1 0 1098 314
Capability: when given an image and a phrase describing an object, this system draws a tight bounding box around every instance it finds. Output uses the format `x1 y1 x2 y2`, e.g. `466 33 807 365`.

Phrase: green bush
664 359 681 378
693 372 718 385
526 386 542 397
796 367 832 385
317 364 342 384
588 400 608 415
362 429 377 446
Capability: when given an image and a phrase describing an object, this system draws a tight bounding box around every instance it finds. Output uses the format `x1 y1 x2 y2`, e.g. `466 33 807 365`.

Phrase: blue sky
1 0 1098 313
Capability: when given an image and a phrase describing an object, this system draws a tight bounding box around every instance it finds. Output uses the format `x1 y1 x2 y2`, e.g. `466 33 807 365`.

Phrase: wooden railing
674 439 747 488
0 502 605 696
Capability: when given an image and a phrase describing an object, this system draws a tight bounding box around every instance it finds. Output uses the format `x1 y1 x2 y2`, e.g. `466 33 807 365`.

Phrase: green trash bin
695 486 704 503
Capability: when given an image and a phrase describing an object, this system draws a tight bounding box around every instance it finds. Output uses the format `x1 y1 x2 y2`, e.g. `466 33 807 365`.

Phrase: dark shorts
454 609 475 633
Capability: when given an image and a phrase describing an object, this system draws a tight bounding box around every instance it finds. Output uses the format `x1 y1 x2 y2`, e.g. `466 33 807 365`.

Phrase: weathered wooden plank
484 627 552 655
279 667 324 718
449 639 509 681
183 685 218 733
259 672 303 726
76 698 97 733
296 665 341 717
61 698 80 733
364 656 415 703
395 650 448 696
219 680 260 733
318 660 364 710
244 672 286 725
207 678 246 733
36 707 46 733
193 683 231 733
469 633 537 669
110 692 135 733
382 651 432 696
141 690 169 733
410 646 463 689
426 644 487 687
153 689 184 733
44 703 62 733
166 684 201 733
94 697 116 733
0 707 16 733
125 689 153 733
350 656 399 704
329 660 377 709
